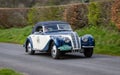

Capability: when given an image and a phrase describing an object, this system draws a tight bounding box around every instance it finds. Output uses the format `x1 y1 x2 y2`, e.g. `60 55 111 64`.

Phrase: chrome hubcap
52 45 57 56
27 43 31 52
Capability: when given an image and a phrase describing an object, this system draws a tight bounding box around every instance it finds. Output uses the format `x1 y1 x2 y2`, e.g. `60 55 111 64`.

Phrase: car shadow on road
59 53 94 60
32 52 93 60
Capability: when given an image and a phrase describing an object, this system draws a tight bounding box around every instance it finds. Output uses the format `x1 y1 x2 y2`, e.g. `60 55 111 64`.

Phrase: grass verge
0 68 23 75
0 26 32 44
0 25 120 56
77 26 120 56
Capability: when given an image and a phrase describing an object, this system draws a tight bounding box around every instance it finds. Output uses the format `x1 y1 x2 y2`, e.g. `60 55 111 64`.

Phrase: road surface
0 43 120 75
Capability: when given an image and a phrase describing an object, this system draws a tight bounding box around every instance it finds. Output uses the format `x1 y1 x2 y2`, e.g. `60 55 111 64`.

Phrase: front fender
50 36 72 51
24 37 33 50
81 34 95 48
50 36 62 48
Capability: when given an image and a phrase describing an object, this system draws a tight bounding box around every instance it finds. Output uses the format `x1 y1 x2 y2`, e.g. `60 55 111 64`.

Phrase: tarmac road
0 43 120 75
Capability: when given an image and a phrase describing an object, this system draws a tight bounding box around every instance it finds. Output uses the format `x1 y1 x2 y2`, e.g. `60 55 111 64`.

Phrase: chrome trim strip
82 46 94 48
73 48 81 50
71 32 81 50
73 32 78 48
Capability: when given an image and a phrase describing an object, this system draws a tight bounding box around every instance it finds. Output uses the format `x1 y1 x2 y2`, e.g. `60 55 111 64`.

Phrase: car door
30 32 40 50
37 35 50 50
32 32 50 50
31 26 50 51
31 25 43 50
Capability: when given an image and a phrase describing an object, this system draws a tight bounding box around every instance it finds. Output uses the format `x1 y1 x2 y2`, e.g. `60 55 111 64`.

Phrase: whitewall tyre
26 42 35 55
51 42 61 59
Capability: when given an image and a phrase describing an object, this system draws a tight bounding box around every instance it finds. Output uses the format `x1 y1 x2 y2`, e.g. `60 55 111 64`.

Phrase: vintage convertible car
24 21 95 59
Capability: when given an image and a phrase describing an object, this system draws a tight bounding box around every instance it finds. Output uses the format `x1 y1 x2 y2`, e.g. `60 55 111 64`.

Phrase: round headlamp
63 37 71 43
82 37 88 42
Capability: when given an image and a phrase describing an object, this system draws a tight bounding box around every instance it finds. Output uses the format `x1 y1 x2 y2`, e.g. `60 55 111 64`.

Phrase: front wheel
83 48 93 57
26 42 35 55
51 42 61 59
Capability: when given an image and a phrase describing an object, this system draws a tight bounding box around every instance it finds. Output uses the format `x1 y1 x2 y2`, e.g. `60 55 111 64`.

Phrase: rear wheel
84 48 93 57
51 42 61 59
26 42 35 55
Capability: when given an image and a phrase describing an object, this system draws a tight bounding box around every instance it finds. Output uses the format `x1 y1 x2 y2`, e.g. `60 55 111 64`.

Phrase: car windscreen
44 23 72 32
57 24 72 30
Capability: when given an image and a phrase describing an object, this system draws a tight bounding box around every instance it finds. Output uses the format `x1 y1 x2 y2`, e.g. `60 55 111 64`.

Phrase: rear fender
24 37 33 52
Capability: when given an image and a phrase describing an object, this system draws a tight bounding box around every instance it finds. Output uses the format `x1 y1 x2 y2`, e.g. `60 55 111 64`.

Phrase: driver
44 27 49 32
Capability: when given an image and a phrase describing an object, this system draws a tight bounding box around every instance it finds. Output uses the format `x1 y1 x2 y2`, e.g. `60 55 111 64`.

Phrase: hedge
63 4 88 30
0 8 29 28
88 1 113 26
27 6 65 25
0 0 120 30
0 4 89 29
111 0 120 30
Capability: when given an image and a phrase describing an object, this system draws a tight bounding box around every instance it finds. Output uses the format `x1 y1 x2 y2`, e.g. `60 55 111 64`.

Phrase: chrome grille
71 32 80 49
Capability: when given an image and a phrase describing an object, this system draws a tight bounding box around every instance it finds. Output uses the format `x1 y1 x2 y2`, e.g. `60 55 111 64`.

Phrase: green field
0 25 120 56
0 68 23 75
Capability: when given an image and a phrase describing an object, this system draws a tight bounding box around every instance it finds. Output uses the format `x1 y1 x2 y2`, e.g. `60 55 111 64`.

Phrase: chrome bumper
82 46 94 48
